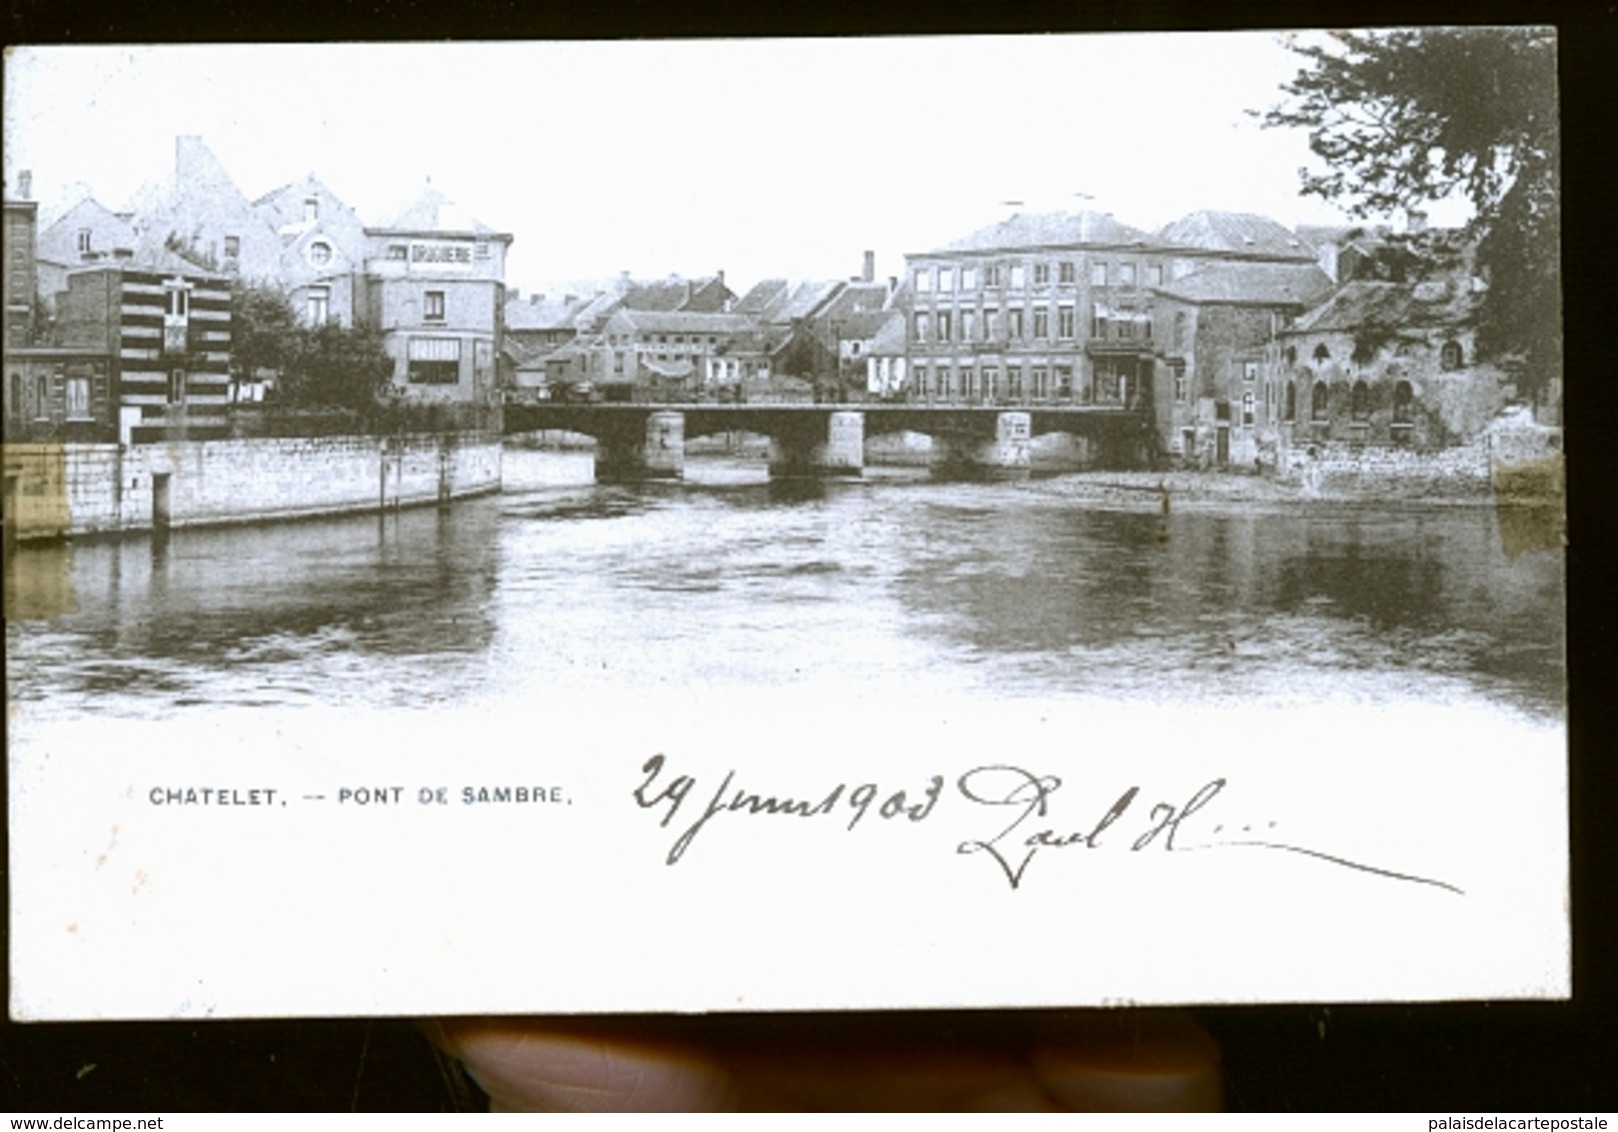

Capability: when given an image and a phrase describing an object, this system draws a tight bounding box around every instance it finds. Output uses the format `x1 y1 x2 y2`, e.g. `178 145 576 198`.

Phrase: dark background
4 0 1615 1112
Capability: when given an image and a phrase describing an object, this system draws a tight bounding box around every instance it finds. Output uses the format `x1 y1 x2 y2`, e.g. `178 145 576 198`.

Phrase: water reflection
5 450 1564 725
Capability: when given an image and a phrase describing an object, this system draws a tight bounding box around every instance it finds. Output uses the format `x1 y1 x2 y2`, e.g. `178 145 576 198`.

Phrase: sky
3 35 1468 299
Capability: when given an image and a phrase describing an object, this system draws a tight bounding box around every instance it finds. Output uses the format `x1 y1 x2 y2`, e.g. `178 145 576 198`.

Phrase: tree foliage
1259 28 1560 398
230 283 395 412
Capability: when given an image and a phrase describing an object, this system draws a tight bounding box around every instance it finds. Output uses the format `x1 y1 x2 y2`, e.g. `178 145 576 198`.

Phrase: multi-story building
902 211 1168 409
54 260 234 441
359 187 513 404
1151 260 1332 466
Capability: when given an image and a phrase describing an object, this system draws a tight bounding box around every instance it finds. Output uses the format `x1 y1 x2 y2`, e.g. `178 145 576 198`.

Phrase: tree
230 281 300 382
281 320 395 413
229 282 395 413
1258 28 1560 401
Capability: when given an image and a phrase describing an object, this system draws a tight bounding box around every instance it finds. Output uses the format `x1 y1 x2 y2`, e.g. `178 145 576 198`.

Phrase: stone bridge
502 402 1152 481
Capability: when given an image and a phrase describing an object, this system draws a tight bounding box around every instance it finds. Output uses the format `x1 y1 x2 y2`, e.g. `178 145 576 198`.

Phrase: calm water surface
5 449 1565 728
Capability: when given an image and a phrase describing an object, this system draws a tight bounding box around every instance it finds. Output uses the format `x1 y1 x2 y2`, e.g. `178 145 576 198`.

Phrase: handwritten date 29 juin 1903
632 756 1462 895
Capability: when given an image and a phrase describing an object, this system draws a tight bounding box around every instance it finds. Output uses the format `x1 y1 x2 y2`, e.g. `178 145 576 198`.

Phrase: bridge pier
935 411 1032 480
767 410 864 480
595 410 685 483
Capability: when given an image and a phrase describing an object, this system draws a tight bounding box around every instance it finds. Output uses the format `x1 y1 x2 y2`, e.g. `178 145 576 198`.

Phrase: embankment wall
3 432 501 542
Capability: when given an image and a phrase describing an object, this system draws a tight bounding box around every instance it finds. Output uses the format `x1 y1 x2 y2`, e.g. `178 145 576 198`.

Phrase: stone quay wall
4 432 502 542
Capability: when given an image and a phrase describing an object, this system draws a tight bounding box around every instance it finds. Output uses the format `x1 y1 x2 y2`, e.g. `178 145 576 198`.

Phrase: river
5 448 1564 726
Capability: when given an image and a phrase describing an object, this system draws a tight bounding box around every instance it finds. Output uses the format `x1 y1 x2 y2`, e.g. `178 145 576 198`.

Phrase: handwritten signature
632 756 1461 895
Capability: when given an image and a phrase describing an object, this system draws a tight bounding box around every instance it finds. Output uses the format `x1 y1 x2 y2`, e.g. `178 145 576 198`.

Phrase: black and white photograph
3 26 1597 1111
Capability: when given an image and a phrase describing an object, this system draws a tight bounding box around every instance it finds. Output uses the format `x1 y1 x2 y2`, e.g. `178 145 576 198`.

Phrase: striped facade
115 270 233 425
54 265 234 440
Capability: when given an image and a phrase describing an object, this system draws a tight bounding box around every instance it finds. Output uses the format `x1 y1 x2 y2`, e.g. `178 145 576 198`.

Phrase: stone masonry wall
4 432 501 542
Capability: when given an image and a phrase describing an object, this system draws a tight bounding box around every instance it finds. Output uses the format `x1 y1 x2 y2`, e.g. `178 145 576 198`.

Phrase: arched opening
1284 345 1297 367
1311 381 1329 422
1351 380 1370 421
1285 380 1297 422
1440 339 1464 370
1393 380 1414 424
1312 343 1331 363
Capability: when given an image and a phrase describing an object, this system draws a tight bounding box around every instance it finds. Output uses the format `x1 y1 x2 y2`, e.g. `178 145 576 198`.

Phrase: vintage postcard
5 32 1566 1021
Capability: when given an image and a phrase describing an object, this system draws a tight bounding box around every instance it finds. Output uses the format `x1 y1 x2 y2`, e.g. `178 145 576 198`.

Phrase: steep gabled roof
929 211 1150 254
370 185 510 239
1155 210 1314 260
1152 262 1333 307
735 278 791 315
1287 277 1477 336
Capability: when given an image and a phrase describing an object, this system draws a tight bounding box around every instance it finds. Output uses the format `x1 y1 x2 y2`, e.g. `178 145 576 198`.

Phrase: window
34 374 49 418
1285 345 1298 367
307 240 333 267
1058 305 1075 339
1091 262 1107 286
1008 308 1024 339
1175 369 1188 404
1033 307 1049 338
77 229 92 256
408 336 462 385
1351 380 1370 421
168 369 188 405
961 367 976 401
424 291 446 323
388 244 408 260
224 235 240 259
937 311 952 342
1148 264 1164 287
938 267 954 293
1313 343 1331 362
304 197 319 223
1174 311 1188 351
1032 366 1049 399
961 266 978 290
986 308 1003 341
982 366 999 401
1118 315 1134 339
166 287 189 319
1091 304 1107 338
1392 380 1414 424
1285 381 1297 421
984 265 1002 287
1242 389 1255 426
1059 262 1075 285
1055 365 1073 399
307 286 330 325
937 366 953 399
961 310 978 342
915 365 929 397
1311 381 1329 422
914 267 932 293
1440 340 1464 370
1119 263 1137 287
1033 263 1050 286
1007 365 1024 400
66 375 90 419
475 240 490 260
914 312 930 342
1010 264 1026 289
1243 361 1258 383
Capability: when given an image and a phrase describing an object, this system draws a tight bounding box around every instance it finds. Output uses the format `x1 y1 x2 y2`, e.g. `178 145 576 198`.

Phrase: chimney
17 170 32 199
717 269 725 287
862 250 875 283
888 276 897 293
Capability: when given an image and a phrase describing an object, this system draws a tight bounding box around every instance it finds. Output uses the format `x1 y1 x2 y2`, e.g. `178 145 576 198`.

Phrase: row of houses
5 137 510 444
6 134 1543 468
508 205 1521 468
